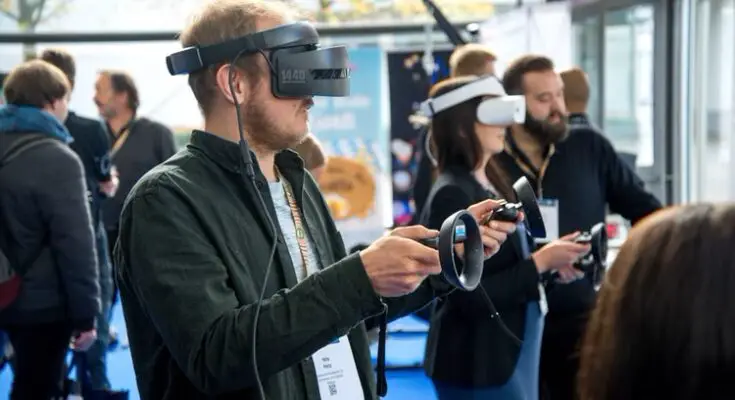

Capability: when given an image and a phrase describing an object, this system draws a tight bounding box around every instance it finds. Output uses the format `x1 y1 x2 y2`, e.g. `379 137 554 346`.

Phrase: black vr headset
165 21 351 98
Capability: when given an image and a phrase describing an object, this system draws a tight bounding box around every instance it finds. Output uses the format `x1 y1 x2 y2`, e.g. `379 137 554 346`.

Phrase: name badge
538 198 559 241
313 336 365 400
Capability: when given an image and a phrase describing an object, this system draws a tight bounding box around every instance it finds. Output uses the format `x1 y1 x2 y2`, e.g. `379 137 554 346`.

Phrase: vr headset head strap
166 21 320 75
418 75 507 118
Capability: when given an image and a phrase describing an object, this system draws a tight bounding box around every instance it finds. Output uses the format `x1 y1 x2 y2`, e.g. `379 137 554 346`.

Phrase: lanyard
277 168 310 278
505 133 555 197
110 119 135 158
110 127 130 157
506 132 541 177
107 116 135 157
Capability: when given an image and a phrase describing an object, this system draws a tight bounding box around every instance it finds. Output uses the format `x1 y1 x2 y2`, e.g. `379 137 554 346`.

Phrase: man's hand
100 166 120 198
459 199 519 259
71 329 97 352
532 232 590 282
360 226 441 298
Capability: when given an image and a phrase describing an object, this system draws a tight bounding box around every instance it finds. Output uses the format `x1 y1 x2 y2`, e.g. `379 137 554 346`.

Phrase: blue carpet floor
0 306 437 399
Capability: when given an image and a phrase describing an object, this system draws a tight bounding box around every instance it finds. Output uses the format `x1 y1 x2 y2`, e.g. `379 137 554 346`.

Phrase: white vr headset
417 75 526 126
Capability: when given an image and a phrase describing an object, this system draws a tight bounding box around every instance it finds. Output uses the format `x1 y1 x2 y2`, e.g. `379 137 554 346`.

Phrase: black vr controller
419 177 547 291
572 222 609 286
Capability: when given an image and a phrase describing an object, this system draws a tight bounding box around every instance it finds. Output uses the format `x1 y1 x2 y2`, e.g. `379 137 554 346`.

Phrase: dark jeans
433 302 544 400
106 228 119 312
0 330 8 370
539 313 589 400
5 321 73 400
75 225 113 390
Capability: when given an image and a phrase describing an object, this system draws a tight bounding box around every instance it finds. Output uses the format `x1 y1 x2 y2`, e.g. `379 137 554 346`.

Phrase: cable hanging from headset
227 49 279 400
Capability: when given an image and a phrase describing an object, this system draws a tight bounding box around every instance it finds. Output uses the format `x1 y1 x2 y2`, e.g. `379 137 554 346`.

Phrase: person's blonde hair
3 59 70 108
449 44 497 77
560 67 589 111
180 0 299 116
292 134 326 171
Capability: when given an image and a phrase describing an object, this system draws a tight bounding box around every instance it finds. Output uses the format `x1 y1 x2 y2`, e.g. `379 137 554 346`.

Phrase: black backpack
0 134 56 310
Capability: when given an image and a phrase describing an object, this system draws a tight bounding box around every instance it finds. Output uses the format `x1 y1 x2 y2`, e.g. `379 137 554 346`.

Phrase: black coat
0 132 100 332
421 165 541 387
115 130 447 399
65 111 112 228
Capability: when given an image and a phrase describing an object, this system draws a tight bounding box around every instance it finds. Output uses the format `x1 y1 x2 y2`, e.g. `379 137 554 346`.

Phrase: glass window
572 16 601 125
0 44 24 74
603 5 655 167
0 45 24 104
689 0 735 201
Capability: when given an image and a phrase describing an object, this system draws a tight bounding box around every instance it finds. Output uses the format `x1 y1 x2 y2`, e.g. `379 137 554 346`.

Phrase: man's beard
97 103 116 120
523 111 569 146
240 99 308 152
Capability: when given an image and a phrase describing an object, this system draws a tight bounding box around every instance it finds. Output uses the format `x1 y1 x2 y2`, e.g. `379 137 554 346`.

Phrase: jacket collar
187 130 312 291
568 112 591 127
187 129 305 177
440 164 497 199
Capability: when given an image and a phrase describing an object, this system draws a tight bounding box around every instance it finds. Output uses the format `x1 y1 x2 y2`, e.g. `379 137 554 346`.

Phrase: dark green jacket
115 130 444 399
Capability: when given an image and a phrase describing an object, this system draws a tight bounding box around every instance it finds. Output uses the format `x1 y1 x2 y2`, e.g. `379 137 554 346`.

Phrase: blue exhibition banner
386 50 452 226
308 46 390 250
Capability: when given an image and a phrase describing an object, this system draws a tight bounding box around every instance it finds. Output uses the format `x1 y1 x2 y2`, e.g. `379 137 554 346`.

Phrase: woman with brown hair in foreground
578 203 735 400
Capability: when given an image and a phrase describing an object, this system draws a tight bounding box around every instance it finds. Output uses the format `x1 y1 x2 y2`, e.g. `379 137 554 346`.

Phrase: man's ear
51 97 63 111
215 64 249 105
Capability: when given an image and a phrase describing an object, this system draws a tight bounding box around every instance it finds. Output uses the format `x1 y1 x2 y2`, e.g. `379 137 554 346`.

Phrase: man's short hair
99 70 140 112
39 48 76 89
179 0 298 116
501 55 555 95
449 44 497 77
560 67 589 107
3 59 70 108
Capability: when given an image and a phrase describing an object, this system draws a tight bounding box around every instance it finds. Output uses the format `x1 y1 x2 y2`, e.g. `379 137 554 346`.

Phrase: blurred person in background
0 59 100 400
578 203 735 400
411 44 500 324
497 54 662 400
560 66 636 171
420 76 589 400
413 43 498 223
560 67 593 128
40 48 124 399
94 70 176 312
449 43 497 78
292 133 326 180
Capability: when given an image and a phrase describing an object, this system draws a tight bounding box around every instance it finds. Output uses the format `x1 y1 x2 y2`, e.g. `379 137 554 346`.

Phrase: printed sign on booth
308 47 390 251
386 50 452 226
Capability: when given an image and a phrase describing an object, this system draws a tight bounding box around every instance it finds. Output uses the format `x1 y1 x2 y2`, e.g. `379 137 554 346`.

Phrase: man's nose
552 97 566 114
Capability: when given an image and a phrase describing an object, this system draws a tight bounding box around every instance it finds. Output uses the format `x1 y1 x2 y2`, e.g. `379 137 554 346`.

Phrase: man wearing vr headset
413 43 497 223
496 55 662 400
113 1 516 399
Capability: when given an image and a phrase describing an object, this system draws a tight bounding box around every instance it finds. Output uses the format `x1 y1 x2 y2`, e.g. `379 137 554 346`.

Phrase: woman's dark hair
578 203 735 400
428 76 514 200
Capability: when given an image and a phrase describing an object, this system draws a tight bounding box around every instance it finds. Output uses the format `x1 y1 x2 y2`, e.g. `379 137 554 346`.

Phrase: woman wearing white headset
418 74 589 399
